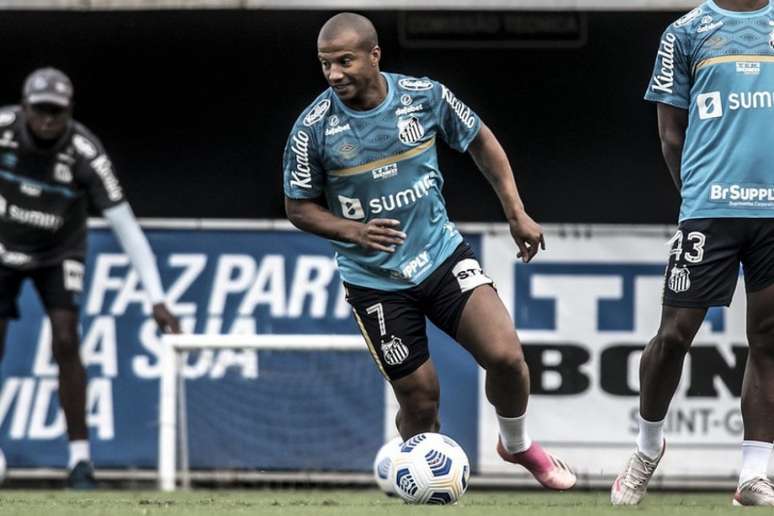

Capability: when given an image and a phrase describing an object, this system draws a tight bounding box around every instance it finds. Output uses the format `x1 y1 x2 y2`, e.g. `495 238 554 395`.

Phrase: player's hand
509 212 546 263
354 218 406 253
152 303 181 334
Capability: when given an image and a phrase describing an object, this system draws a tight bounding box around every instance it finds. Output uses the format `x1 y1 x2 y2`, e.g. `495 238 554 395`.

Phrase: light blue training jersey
645 0 774 221
283 72 481 291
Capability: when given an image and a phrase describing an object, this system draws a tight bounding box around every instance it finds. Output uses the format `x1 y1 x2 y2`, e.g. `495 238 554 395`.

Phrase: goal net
157 334 391 491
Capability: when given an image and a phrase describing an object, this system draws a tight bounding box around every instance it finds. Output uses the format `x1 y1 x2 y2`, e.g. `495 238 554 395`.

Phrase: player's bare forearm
467 123 545 262
284 197 405 253
657 103 688 191
467 123 526 222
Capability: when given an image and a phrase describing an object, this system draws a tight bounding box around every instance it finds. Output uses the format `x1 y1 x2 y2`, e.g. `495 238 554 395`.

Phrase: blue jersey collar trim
707 0 772 17
330 72 394 118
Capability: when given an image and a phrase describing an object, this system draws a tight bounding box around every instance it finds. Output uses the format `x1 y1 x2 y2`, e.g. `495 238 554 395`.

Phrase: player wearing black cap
0 68 180 488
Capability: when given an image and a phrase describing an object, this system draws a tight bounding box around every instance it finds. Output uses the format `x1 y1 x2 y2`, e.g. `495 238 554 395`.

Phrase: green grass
0 490 757 515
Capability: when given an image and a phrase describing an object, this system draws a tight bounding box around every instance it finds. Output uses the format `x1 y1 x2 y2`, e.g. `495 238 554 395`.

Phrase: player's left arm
467 123 545 263
77 132 180 334
103 203 180 334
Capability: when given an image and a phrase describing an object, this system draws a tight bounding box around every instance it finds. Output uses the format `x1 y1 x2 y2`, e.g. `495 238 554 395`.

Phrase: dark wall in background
0 10 682 223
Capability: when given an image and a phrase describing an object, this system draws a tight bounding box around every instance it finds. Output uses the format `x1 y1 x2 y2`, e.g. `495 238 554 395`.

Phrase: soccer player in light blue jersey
611 0 774 507
283 13 575 490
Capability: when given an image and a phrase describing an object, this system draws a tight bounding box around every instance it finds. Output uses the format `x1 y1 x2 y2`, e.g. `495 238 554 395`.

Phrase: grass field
0 490 757 516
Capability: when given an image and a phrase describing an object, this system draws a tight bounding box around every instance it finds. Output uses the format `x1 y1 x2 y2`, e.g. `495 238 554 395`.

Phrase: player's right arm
657 103 688 190
285 198 405 254
282 118 405 253
644 22 692 192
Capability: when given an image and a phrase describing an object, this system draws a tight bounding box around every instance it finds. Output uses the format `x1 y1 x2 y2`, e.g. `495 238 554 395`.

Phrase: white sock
636 415 664 460
68 440 90 470
739 440 773 486
497 412 532 454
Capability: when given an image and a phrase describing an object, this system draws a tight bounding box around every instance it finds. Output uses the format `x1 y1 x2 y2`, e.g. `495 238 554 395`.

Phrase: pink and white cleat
497 439 576 491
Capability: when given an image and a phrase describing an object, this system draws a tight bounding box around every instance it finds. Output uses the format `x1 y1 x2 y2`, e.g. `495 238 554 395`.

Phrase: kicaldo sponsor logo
651 33 677 95
289 131 313 189
91 155 123 202
441 86 476 129
710 184 774 203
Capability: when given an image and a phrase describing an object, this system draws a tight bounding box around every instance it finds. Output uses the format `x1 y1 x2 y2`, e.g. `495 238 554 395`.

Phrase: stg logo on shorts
452 258 492 293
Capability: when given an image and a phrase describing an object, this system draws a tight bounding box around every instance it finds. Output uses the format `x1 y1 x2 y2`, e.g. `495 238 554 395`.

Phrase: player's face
318 32 380 102
24 102 72 141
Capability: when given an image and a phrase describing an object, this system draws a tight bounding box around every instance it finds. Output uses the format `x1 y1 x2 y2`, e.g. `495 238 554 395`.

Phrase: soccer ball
391 433 470 504
373 437 403 495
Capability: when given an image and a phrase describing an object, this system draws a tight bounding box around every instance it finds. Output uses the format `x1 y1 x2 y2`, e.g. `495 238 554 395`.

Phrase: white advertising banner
479 226 756 482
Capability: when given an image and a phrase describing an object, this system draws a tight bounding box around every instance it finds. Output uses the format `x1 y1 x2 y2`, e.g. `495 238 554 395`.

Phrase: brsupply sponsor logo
652 33 677 95
289 131 313 189
369 174 436 215
710 184 774 207
401 251 430 280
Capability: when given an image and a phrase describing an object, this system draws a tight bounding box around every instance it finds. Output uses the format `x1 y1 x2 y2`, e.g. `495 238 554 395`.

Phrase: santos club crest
398 116 425 146
381 335 409 366
668 265 691 293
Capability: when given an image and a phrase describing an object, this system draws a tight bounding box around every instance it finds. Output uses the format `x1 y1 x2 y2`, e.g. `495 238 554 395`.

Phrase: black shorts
345 242 493 381
0 260 85 319
663 218 774 308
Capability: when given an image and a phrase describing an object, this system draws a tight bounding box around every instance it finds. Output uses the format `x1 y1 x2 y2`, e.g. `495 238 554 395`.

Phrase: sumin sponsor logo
369 174 435 214
337 194 365 220
697 91 723 120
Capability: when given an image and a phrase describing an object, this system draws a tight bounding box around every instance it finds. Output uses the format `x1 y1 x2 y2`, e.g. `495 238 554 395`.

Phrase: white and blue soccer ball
373 436 403 495
391 432 470 505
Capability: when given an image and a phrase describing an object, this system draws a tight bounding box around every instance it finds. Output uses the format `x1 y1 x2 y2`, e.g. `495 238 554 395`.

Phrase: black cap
22 68 73 107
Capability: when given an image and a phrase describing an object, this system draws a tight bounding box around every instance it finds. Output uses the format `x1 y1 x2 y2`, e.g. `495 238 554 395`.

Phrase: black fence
0 9 682 223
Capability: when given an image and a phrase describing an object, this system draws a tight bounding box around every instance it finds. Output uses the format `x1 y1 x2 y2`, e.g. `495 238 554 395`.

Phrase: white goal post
157 334 367 491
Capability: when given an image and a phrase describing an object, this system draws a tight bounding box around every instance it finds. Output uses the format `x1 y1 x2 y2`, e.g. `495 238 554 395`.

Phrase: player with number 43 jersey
611 1 774 507
283 12 576 491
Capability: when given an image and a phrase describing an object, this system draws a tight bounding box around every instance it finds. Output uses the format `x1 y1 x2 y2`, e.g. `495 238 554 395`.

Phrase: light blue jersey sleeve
282 107 327 199
644 25 692 109
432 82 482 152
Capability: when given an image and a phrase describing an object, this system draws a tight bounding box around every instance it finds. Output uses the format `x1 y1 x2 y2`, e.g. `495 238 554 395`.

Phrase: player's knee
482 340 527 377
747 325 774 357
654 325 693 355
51 332 80 364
